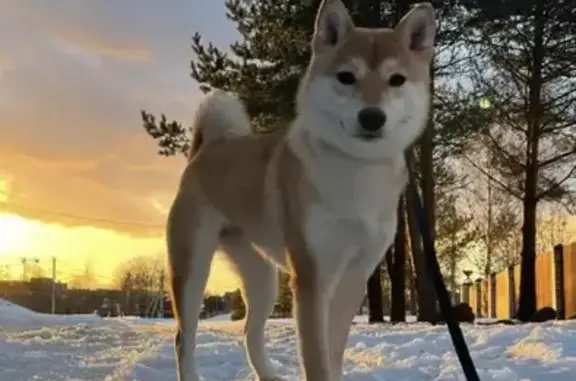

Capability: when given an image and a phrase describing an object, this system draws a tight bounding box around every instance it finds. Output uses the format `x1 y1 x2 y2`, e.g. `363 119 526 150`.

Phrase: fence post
461 281 471 304
475 278 482 318
508 265 515 319
489 272 497 319
553 244 566 320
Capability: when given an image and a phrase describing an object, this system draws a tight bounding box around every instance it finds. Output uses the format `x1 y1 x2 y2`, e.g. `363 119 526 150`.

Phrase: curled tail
188 91 251 159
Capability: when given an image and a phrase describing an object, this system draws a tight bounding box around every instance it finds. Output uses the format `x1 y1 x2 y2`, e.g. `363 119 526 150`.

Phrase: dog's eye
389 74 406 87
336 71 356 85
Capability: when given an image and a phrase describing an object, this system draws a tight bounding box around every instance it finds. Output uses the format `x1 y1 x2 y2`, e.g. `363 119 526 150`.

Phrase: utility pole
21 258 25 281
20 257 39 282
158 270 165 318
124 272 132 316
51 257 56 314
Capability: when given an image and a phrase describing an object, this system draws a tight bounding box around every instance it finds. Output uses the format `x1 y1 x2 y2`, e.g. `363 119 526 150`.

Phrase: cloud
51 28 154 62
0 139 182 236
0 0 210 236
0 178 9 203
0 55 16 79
0 0 251 292
0 0 244 237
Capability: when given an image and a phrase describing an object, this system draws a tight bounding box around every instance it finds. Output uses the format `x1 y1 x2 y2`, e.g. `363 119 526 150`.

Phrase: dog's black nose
357 107 386 132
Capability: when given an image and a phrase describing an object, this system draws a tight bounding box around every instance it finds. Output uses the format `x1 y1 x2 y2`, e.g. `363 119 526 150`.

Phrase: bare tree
0 265 10 281
436 194 476 299
114 255 166 291
491 202 523 272
27 262 45 280
113 255 166 315
68 260 98 290
536 204 575 254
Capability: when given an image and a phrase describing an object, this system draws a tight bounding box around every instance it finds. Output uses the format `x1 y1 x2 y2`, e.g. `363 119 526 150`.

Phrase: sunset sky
2 1 575 297
0 0 240 293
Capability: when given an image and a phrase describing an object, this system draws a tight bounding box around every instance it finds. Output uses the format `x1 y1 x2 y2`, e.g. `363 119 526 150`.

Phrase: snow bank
2 306 576 380
0 298 101 330
124 318 576 381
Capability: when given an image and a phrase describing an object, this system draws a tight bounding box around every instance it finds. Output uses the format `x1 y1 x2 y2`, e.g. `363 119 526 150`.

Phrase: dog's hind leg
219 229 283 381
167 194 223 381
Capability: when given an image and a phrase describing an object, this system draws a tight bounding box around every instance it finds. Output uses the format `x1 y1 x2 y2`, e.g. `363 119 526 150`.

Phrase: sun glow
0 177 10 203
0 176 237 292
0 213 35 256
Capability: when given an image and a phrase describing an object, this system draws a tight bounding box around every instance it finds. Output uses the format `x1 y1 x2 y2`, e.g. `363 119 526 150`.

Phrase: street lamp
462 269 473 284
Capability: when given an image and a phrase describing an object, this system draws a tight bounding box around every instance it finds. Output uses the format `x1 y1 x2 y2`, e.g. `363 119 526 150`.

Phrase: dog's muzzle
356 107 386 140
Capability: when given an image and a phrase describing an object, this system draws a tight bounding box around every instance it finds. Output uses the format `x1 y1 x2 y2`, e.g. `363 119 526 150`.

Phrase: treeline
141 0 576 322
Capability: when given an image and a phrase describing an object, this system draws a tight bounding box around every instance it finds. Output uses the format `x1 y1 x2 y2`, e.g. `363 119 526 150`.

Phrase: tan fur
167 2 436 380
307 28 431 105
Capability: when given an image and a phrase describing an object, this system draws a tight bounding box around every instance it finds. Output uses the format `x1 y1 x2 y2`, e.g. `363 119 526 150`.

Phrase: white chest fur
306 154 404 245
293 135 407 288
299 136 406 221
314 157 401 217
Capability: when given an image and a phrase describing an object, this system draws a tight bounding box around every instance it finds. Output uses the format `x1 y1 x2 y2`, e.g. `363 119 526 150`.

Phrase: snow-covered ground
1 299 576 380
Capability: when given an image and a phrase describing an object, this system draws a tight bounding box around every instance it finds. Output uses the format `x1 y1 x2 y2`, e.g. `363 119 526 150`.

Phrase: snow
1 299 576 380
205 313 232 322
0 298 103 326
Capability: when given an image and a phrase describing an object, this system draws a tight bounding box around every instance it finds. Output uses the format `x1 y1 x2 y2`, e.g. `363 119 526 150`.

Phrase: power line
51 257 56 314
55 259 119 283
1 257 119 285
0 201 165 229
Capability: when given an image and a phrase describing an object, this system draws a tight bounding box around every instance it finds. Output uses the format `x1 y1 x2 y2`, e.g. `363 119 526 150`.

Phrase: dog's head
296 0 436 160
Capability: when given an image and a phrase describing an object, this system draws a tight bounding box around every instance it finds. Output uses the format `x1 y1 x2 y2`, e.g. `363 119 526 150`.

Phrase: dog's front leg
291 270 332 381
328 269 366 381
285 205 355 380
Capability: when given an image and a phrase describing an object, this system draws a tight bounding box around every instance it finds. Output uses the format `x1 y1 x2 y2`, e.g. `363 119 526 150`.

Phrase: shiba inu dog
166 1 435 380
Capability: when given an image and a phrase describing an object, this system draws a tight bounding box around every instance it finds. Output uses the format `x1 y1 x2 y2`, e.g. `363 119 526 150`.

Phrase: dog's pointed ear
312 0 355 49
395 3 436 55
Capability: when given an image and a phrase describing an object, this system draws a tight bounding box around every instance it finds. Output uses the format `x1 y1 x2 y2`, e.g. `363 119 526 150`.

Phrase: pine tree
229 289 246 321
142 0 321 147
463 0 576 321
273 272 293 318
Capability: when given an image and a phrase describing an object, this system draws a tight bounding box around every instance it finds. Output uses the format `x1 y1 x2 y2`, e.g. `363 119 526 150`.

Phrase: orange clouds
0 176 11 203
0 55 16 79
51 28 154 62
0 135 183 236
0 0 244 294
0 1 201 236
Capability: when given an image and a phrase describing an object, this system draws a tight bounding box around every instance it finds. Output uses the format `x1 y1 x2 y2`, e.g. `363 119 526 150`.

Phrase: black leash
406 170 481 381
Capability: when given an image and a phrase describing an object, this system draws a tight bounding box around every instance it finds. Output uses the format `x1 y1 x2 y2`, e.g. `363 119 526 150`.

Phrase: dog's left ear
312 0 355 49
395 3 436 55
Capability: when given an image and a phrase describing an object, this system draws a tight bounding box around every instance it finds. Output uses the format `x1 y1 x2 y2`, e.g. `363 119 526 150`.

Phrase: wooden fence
461 242 576 319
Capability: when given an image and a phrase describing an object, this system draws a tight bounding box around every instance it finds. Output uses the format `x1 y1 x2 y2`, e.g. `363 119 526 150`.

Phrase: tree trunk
354 0 382 27
367 264 384 323
449 258 457 304
389 197 406 322
516 0 545 322
517 194 537 321
399 0 437 322
420 46 436 248
407 258 418 316
405 161 437 322
420 121 435 243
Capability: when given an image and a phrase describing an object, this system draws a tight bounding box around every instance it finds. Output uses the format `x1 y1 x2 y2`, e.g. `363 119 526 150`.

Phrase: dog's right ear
312 0 354 49
395 3 436 56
